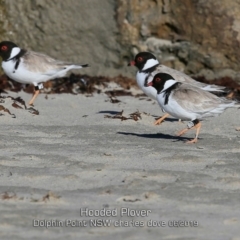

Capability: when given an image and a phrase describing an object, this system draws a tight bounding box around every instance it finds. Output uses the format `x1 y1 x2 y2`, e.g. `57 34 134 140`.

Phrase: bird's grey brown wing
155 65 226 91
22 51 68 73
147 65 200 88
172 84 222 113
155 65 196 83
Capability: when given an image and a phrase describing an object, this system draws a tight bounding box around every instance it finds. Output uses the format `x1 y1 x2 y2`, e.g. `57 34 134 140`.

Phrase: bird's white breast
136 71 157 100
157 92 196 121
156 80 197 121
2 59 48 85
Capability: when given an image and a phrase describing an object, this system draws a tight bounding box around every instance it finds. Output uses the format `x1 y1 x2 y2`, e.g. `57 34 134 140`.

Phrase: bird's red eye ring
155 77 161 82
1 45 8 51
137 56 143 62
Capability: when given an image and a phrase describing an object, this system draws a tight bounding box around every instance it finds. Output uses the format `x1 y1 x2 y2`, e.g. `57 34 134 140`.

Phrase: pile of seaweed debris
0 74 139 97
0 74 239 119
0 74 239 100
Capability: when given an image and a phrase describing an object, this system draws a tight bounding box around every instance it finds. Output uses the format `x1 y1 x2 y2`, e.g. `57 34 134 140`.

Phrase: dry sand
0 89 240 240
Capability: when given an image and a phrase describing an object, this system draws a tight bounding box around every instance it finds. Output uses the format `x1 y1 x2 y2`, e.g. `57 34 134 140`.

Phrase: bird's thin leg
226 91 234 99
154 113 170 125
186 122 202 144
176 126 191 136
28 84 43 106
29 85 40 106
29 89 39 106
176 119 201 143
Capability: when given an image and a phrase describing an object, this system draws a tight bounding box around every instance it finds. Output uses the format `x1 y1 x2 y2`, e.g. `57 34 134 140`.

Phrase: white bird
148 72 238 143
128 52 226 125
0 41 89 105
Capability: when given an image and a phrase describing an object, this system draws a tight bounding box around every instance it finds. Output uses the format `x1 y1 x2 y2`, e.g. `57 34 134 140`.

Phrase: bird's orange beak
147 81 153 86
128 61 135 66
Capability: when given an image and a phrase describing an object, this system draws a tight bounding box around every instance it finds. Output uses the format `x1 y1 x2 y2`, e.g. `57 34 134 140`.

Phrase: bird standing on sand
128 52 226 125
0 41 89 105
148 72 237 143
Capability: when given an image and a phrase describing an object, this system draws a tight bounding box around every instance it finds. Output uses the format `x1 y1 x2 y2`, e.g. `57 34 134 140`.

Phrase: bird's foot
185 138 198 144
154 113 169 125
154 117 165 125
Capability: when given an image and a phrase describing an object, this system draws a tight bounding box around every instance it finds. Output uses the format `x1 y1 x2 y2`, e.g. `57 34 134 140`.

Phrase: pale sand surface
0 90 240 240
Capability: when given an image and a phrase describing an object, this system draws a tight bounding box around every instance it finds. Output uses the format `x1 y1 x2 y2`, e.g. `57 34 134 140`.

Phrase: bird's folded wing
155 65 226 91
172 84 222 113
22 51 69 73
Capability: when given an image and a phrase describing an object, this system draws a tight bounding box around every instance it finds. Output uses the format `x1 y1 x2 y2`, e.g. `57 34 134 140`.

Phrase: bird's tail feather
202 85 227 92
71 64 89 69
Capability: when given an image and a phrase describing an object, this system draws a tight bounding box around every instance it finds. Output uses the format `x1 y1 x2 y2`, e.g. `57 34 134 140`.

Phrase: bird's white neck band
8 47 21 60
162 79 177 92
142 58 159 70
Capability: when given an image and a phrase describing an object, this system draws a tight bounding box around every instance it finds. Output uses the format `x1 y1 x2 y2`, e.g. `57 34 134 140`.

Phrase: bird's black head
148 73 175 93
128 52 158 71
0 41 19 61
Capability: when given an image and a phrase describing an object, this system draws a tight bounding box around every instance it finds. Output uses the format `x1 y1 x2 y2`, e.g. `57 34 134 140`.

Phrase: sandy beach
0 89 240 240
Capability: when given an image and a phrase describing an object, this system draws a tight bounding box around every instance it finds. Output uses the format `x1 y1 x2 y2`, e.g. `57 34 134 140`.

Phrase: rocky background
1 0 240 81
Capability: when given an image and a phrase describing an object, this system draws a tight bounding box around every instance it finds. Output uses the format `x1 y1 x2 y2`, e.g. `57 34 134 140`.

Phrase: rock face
117 0 240 81
3 0 122 76
1 0 240 81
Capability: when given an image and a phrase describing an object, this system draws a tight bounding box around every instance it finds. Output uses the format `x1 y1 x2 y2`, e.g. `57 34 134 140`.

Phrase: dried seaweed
1 192 17 200
0 105 15 118
30 191 61 203
0 96 5 103
27 107 39 115
0 95 39 117
129 110 142 121
105 90 133 97
42 191 60 202
109 97 121 103
0 74 137 96
13 97 27 109
12 102 23 109
6 96 27 109
1 73 240 99
123 198 141 202
104 110 130 121
104 110 143 121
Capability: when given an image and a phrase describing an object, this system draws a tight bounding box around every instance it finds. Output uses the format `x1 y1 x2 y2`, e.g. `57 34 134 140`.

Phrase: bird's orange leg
176 127 191 137
176 120 202 143
226 91 234 99
29 89 40 106
186 122 202 144
154 113 170 125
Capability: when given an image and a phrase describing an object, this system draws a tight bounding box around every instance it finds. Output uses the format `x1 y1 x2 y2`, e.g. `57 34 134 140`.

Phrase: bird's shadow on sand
99 110 180 123
98 110 121 115
152 116 180 123
117 131 192 142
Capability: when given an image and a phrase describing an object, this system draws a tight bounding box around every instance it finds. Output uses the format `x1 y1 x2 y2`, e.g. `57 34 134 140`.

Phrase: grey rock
1 0 240 82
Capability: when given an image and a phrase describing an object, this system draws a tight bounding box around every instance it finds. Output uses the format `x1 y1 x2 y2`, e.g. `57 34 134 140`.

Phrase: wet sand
0 90 240 240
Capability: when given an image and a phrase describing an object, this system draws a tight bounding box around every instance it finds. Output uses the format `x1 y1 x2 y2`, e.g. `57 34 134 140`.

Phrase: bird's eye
155 77 161 82
1 45 7 51
137 57 143 62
